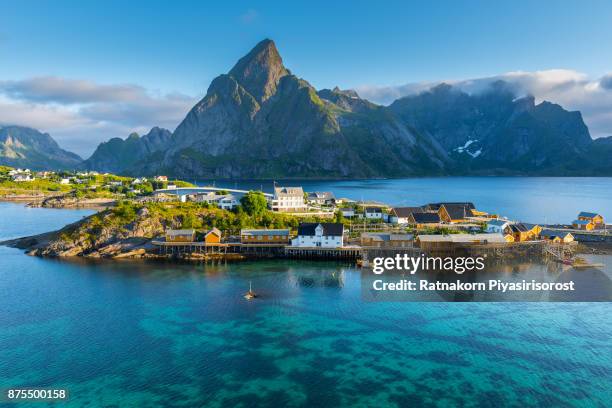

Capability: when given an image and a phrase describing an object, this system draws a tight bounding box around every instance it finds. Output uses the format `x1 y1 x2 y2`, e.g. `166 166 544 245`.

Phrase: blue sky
1 0 612 155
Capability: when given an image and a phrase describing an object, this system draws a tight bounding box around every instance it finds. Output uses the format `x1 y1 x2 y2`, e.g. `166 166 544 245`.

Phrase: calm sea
1 178 612 407
193 177 612 224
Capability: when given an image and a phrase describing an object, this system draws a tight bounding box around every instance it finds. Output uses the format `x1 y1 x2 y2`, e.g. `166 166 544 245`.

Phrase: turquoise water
195 177 612 224
1 201 612 407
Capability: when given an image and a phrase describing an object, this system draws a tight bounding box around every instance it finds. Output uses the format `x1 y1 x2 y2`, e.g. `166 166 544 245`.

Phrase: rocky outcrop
0 126 82 170
31 193 116 209
5 207 164 258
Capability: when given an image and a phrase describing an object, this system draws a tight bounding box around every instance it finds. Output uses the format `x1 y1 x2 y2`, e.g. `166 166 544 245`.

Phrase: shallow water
1 202 611 407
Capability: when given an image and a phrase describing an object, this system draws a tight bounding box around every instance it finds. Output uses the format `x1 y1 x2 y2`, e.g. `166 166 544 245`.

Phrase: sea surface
1 179 612 407
193 177 612 224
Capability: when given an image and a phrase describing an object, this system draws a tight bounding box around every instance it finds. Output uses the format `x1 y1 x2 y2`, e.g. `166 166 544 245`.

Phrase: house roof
487 219 510 227
241 229 290 236
205 228 222 237
572 219 592 225
418 233 505 244
307 191 335 200
166 229 195 236
509 223 529 233
426 202 475 211
274 186 304 197
541 229 573 239
297 223 344 236
578 212 600 218
391 207 424 217
361 232 413 241
365 207 383 213
411 212 440 223
441 204 472 220
416 234 453 242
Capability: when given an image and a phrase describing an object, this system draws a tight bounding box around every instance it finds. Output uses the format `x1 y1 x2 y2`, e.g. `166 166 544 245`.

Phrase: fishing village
2 166 609 270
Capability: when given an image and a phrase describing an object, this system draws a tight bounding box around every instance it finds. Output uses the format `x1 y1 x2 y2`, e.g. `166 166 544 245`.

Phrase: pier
284 246 361 260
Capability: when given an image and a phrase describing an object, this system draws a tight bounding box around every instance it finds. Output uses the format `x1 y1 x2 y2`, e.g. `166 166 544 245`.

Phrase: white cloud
0 77 198 157
355 69 612 138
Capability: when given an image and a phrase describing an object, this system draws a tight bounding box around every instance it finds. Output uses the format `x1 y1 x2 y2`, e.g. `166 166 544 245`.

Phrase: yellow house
437 203 475 223
577 212 604 226
165 229 195 242
240 229 291 244
541 230 575 243
572 219 595 231
509 223 542 242
503 234 515 243
204 228 222 245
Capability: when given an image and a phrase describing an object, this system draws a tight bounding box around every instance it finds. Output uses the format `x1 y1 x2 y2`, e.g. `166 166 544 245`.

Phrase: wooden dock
284 246 361 260
151 240 229 255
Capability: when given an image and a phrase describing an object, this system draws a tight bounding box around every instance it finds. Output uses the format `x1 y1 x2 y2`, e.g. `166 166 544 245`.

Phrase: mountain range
2 39 611 176
0 126 82 170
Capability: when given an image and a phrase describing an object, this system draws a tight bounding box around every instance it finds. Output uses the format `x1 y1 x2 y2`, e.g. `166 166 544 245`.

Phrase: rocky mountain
132 39 448 178
77 39 609 177
0 126 82 170
389 82 596 175
81 127 171 173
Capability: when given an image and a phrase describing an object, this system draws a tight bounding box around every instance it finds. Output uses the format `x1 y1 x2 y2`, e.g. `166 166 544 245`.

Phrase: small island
2 166 610 266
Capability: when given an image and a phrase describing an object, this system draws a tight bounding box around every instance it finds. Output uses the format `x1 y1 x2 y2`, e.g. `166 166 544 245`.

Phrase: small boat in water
244 281 257 300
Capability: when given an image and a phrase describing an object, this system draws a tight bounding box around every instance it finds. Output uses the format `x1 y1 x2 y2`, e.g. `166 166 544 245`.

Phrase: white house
12 174 33 182
389 207 424 224
340 208 355 218
291 223 345 248
216 194 238 210
271 186 306 212
306 191 336 205
191 192 238 210
486 219 512 234
60 178 71 185
364 207 383 220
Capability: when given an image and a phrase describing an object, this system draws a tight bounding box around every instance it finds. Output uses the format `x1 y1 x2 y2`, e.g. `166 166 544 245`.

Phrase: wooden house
390 207 424 224
437 203 475 223
540 230 575 243
408 212 441 228
577 212 604 225
165 229 195 242
240 229 291 245
204 228 222 245
509 223 542 242
572 219 595 231
364 207 384 220
416 233 507 251
360 232 414 248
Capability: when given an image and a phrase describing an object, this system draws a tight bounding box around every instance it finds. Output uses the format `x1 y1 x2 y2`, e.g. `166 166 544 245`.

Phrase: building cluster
162 222 347 249
572 212 605 231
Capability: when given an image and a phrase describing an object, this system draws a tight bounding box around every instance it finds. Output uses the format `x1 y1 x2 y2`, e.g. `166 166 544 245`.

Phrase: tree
240 191 268 217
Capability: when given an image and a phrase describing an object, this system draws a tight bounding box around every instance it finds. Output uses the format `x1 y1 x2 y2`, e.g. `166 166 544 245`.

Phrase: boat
244 281 257 300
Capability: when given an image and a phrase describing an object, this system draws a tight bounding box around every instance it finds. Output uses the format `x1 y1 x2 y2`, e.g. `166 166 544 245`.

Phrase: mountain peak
228 39 288 102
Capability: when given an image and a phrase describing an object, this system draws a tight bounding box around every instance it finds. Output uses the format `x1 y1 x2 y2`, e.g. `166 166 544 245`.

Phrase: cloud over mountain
0 76 197 156
356 69 612 138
